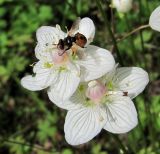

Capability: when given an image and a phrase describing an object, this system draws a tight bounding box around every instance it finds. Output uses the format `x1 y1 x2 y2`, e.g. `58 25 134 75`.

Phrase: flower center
52 51 68 65
86 80 107 104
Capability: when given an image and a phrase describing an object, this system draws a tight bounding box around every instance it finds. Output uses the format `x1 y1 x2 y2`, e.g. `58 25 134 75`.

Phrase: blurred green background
0 0 160 153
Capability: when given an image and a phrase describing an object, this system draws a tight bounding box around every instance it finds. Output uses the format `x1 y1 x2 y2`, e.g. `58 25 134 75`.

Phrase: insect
57 18 87 56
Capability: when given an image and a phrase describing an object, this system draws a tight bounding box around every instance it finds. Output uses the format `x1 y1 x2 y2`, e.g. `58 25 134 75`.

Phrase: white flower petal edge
113 67 149 99
64 106 107 146
78 45 115 82
78 17 95 45
48 88 85 110
35 26 66 59
47 67 80 103
149 6 160 32
104 95 138 134
21 61 57 91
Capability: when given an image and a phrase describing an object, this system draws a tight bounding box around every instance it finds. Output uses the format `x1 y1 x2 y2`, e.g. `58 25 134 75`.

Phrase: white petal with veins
64 106 107 145
78 17 95 45
78 45 115 82
35 26 66 59
112 67 149 99
21 61 57 91
55 89 86 110
104 95 138 133
47 64 80 103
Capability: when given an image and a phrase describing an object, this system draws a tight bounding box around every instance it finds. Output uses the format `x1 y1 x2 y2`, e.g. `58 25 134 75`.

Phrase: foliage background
0 0 160 153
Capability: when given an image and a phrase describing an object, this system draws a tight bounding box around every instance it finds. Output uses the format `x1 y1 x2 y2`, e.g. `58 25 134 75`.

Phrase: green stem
116 24 149 43
134 99 147 151
1 139 60 154
111 134 129 154
145 0 150 15
138 0 147 69
144 93 156 150
95 0 124 66
124 14 137 64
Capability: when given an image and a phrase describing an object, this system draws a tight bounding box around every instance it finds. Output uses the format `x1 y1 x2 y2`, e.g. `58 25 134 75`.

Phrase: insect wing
68 17 81 36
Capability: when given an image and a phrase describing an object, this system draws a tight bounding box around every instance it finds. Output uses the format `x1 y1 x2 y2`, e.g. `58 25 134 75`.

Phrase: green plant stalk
124 14 137 64
116 24 150 43
111 134 129 154
145 0 150 15
138 0 148 70
143 92 156 150
2 139 60 154
95 0 124 66
134 99 147 151
139 0 156 150
124 14 147 151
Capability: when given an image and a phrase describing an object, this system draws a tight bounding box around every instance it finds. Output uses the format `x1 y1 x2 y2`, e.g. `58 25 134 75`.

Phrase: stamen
106 91 128 96
30 62 37 67
44 62 53 68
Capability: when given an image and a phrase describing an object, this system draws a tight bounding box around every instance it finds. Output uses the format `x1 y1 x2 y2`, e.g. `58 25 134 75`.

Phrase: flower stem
111 134 129 154
95 0 124 66
145 0 150 15
1 138 59 154
138 0 157 151
116 24 150 43
138 0 148 69
124 14 137 64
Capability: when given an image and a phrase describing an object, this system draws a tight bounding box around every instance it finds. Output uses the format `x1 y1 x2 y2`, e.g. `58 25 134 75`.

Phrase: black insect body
57 36 76 55
57 18 87 56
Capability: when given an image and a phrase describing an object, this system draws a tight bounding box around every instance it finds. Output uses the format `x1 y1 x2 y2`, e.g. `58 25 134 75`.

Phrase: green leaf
0 65 7 76
62 149 73 154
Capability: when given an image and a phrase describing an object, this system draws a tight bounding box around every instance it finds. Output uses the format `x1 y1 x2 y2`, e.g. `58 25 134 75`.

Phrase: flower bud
86 80 107 103
112 0 133 13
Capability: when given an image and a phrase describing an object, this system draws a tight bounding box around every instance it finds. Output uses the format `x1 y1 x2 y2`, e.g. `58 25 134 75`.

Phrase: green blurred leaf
37 119 57 142
62 149 73 154
0 65 7 76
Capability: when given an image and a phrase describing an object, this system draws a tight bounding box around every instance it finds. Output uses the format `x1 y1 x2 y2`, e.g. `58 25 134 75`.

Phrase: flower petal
77 45 115 82
103 95 138 134
149 6 160 32
47 67 80 103
78 17 95 45
101 63 118 84
36 26 65 45
21 61 57 91
35 26 66 59
49 88 85 110
64 106 107 145
112 67 149 99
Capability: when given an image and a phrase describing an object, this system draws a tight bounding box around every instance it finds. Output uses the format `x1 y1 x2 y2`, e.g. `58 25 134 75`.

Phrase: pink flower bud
86 80 107 103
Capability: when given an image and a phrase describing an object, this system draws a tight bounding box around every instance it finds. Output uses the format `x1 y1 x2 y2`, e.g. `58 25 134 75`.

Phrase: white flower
112 0 133 13
21 17 115 102
149 5 160 32
60 66 149 145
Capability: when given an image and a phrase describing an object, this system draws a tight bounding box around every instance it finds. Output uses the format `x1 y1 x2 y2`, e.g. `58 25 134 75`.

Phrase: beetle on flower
53 65 149 145
21 17 115 102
